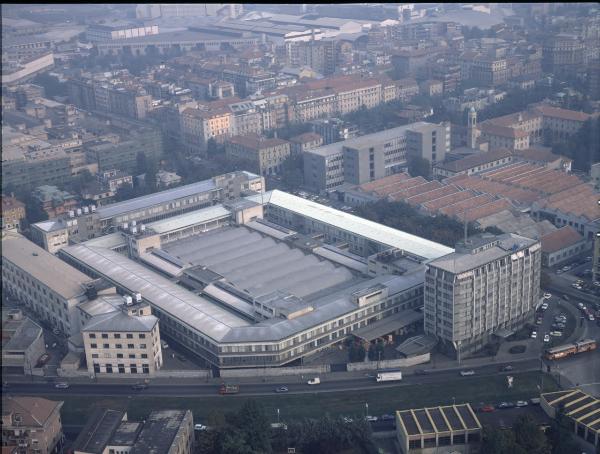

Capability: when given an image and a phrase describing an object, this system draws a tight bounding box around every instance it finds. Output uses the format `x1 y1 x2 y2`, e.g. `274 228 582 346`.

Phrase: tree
513 415 550 454
237 400 272 454
32 73 67 99
349 341 366 363
407 156 431 179
546 403 581 454
481 427 525 454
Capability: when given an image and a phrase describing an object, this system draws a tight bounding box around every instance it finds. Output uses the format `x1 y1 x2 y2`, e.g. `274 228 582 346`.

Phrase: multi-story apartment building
289 132 324 154
1 397 64 454
1 196 26 231
469 57 509 87
304 143 346 191
181 106 233 155
2 232 94 337
532 104 592 141
82 297 163 377
107 87 152 120
480 110 544 146
225 134 291 176
478 123 530 151
543 34 585 76
424 233 541 358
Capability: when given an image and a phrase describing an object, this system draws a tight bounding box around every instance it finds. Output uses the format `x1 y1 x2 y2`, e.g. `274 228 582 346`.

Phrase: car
544 334 551 343
54 382 69 389
500 365 514 372
380 414 395 421
307 377 321 385
562 265 571 271
541 303 549 310
497 402 515 409
585 256 592 262
543 293 552 299
37 353 50 366
460 370 475 376
365 415 378 422
131 383 148 390
516 400 529 407
530 331 537 339
176 355 187 362
342 417 354 424
594 281 600 287
52 328 61 335
535 318 543 325
556 269 564 274
578 302 584 309
589 315 595 321
275 386 289 393
161 341 169 349
194 424 207 431
414 369 429 375
581 306 587 312
480 405 495 413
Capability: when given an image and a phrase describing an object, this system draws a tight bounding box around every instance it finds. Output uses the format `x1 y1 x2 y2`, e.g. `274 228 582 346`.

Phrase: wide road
4 360 543 398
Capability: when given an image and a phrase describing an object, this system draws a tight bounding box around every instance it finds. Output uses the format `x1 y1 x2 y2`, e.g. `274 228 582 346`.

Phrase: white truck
307 377 321 385
376 370 402 382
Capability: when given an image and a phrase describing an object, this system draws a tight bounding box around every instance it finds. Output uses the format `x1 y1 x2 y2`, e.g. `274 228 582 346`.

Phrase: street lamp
365 402 369 419
277 408 280 425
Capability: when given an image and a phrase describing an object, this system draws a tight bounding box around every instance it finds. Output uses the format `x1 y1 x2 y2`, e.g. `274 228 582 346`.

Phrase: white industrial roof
247 190 454 260
146 205 231 234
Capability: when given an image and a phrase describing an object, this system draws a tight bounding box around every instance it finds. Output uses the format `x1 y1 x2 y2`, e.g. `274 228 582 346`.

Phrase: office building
424 233 541 359
2 231 95 337
304 122 448 192
87 23 159 43
1 397 64 454
82 297 163 377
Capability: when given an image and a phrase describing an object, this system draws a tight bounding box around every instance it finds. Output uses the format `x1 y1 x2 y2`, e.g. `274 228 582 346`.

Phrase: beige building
1 232 94 337
1 396 64 454
532 104 592 141
1 196 26 231
225 134 291 176
289 132 323 154
181 106 233 155
82 297 163 377
478 123 530 150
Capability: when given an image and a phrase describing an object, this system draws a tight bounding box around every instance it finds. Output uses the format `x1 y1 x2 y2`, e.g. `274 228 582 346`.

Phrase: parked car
535 318 543 325
342 417 353 424
588 314 595 321
161 340 169 349
541 303 549 310
194 424 207 431
500 365 513 372
516 401 529 407
365 415 378 422
380 414 395 421
307 377 321 385
544 334 551 343
578 302 584 309
460 370 475 377
530 331 537 339
54 382 69 389
275 386 288 393
414 369 429 375
543 293 552 299
497 402 515 409
480 405 495 413
131 383 148 390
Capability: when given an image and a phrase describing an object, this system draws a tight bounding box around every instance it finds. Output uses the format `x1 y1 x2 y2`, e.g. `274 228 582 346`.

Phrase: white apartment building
424 233 541 359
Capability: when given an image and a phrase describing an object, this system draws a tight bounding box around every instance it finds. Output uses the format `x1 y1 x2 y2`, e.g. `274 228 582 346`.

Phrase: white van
307 377 321 385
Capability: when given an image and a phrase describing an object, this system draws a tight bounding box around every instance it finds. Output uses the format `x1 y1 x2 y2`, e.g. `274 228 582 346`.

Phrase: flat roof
96 179 217 220
72 408 125 454
248 190 453 260
130 410 190 454
351 310 423 341
2 232 91 300
146 205 231 235
427 233 538 274
397 404 481 437
2 317 43 351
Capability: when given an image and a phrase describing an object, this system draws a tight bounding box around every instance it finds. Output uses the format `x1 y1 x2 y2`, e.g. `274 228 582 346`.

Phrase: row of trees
196 399 377 454
354 199 480 248
550 116 600 172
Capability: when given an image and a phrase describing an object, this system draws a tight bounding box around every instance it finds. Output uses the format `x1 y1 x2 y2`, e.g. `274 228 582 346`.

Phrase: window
130 364 138 374
105 364 113 373
139 344 146 349
92 354 99 358
116 344 122 349
141 354 148 359
142 364 150 374
103 343 110 349
101 333 109 339
139 333 146 339
117 353 123 359
126 334 133 339
128 344 134 349
114 334 121 339
118 364 125 374
129 354 136 359
93 363 100 373
89 333 96 339
90 343 97 349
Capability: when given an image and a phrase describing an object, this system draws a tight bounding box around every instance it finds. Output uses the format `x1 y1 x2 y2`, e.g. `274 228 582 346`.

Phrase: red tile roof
227 133 290 150
435 148 513 173
532 104 591 122
541 226 584 253
479 123 529 139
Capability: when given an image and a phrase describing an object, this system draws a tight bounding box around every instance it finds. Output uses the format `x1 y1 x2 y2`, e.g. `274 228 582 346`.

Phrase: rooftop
82 310 158 333
541 226 584 253
435 148 513 173
397 403 481 436
71 408 125 454
2 314 43 352
2 232 91 300
248 190 453 261
1 397 63 428
532 104 591 122
227 133 290 150
428 233 538 274
129 410 191 454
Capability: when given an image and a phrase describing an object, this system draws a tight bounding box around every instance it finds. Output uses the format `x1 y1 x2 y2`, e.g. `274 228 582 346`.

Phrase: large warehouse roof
248 190 454 260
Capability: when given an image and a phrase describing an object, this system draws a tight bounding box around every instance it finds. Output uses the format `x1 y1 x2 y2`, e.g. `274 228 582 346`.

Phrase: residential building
542 34 585 77
469 57 509 87
303 143 345 192
433 148 513 179
1 397 64 454
131 410 194 454
82 297 163 377
225 134 291 176
31 185 78 219
2 309 45 376
98 169 133 193
424 233 541 358
593 232 600 282
419 79 443 97
1 196 26 231
532 104 592 141
478 123 530 151
310 118 358 145
181 106 233 155
540 226 588 267
289 132 323 154
2 53 55 86
396 403 482 453
1 231 95 337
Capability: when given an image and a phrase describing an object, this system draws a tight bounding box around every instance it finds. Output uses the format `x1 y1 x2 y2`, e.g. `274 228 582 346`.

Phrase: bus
219 384 239 394
376 370 403 382
545 339 597 361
